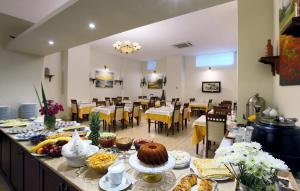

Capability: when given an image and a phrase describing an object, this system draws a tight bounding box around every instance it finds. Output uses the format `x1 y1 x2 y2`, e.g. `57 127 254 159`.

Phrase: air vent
172 41 193 49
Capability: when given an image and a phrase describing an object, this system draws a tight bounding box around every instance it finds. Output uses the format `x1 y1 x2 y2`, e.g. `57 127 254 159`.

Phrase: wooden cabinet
10 141 24 191
0 133 10 179
23 152 39 191
40 165 65 191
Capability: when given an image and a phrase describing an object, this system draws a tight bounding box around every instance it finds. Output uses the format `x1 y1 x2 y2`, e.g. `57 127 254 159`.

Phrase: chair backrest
176 98 180 101
71 99 78 113
219 103 232 111
105 100 110 106
207 99 213 111
172 105 181 123
116 97 122 103
175 101 181 106
221 100 232 105
138 96 143 99
115 105 124 121
214 106 230 116
143 96 147 99
111 98 117 105
182 103 189 119
148 98 156 108
132 102 141 117
123 97 129 100
105 97 110 101
96 101 106 107
190 98 196 102
92 98 98 103
206 114 227 143
160 100 166 107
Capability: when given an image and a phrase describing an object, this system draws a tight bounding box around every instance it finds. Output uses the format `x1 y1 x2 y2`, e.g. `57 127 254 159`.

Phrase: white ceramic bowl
64 145 99 167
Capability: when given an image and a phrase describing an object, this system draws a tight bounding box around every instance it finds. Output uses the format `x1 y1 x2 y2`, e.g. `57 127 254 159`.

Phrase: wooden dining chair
207 99 213 112
142 96 147 99
129 102 141 128
190 98 196 102
182 103 189 129
111 98 117 105
214 106 230 116
138 96 143 99
168 105 181 136
96 101 106 107
105 100 110 106
71 99 79 122
112 104 125 131
160 100 166 107
123 97 129 100
171 98 176 106
205 114 227 157
92 98 98 103
105 97 110 101
148 98 156 108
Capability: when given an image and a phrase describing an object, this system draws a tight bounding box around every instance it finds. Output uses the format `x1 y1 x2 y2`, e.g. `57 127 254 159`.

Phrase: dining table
77 102 96 119
92 105 141 127
145 106 191 133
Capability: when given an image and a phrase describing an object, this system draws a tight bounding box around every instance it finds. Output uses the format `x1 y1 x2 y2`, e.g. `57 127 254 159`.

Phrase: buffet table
0 126 299 191
0 128 237 191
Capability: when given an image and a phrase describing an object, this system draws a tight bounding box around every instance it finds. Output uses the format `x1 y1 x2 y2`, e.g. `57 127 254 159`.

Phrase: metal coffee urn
251 116 300 172
246 93 266 118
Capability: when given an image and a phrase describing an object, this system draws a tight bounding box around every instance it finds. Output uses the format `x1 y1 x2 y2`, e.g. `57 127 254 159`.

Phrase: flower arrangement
215 142 289 191
35 83 64 131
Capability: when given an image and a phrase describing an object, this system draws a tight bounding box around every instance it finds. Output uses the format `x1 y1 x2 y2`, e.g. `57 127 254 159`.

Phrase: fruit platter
30 137 71 157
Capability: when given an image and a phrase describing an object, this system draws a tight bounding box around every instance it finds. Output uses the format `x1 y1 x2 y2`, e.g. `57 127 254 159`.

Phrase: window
196 52 235 67
147 60 156 70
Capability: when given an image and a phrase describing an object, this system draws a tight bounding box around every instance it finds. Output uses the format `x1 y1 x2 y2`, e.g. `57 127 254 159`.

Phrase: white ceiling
90 1 237 61
0 0 70 23
5 0 234 56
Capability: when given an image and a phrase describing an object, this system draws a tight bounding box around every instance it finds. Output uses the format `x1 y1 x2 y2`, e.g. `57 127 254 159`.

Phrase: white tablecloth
92 106 132 115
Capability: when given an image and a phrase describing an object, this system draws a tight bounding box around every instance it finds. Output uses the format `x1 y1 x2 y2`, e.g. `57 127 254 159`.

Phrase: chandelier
113 41 141 54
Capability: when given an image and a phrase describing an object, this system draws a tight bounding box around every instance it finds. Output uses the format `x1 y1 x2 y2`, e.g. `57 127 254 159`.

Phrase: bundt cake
137 143 168 165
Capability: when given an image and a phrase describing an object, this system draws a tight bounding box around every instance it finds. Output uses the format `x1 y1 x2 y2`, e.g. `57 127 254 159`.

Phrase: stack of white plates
19 103 38 119
0 106 9 120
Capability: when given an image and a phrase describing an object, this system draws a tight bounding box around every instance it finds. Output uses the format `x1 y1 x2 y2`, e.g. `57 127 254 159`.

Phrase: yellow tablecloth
78 106 96 119
189 104 207 112
99 111 141 126
192 125 206 145
146 112 190 129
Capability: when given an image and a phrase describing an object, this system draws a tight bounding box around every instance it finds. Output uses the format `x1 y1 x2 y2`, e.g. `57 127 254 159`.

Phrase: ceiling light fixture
48 40 54 46
113 41 141 54
88 22 96 29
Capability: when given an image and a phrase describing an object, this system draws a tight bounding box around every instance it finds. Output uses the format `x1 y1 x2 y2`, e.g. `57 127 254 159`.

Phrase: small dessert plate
99 172 132 191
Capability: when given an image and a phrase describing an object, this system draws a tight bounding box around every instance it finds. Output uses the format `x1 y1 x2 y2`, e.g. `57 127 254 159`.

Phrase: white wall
184 56 237 103
0 45 43 118
272 0 300 125
141 55 238 103
67 44 91 103
237 0 274 122
90 48 142 100
43 52 63 102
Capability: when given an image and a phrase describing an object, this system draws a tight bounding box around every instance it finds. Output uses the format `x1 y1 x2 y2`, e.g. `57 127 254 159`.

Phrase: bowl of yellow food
86 152 117 173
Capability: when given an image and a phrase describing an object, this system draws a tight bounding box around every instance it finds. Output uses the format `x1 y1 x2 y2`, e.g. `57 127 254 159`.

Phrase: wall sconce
89 77 96 84
44 67 55 82
114 77 123 86
140 77 147 87
163 75 167 86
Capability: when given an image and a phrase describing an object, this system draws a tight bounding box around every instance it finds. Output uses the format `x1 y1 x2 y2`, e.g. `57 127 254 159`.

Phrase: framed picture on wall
95 69 114 88
202 81 221 93
147 73 164 89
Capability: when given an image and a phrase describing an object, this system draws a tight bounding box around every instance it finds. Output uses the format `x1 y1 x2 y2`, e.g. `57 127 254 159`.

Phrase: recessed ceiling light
88 22 96 29
48 40 54 45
